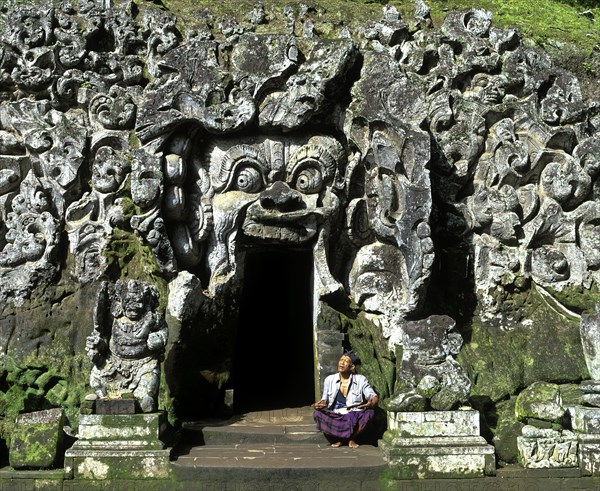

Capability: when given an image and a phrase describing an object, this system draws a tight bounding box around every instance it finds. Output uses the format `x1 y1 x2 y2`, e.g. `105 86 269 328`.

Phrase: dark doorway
233 248 314 413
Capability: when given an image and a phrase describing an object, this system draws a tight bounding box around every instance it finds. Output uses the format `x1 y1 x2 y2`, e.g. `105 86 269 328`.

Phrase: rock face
0 0 598 456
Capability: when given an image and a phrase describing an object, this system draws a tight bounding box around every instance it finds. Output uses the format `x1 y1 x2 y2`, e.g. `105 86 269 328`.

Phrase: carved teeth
242 219 313 243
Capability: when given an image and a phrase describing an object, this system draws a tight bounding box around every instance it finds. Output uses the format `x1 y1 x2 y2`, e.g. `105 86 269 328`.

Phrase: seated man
313 351 379 448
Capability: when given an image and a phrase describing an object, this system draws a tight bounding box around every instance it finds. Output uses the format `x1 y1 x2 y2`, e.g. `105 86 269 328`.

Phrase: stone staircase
170 406 389 490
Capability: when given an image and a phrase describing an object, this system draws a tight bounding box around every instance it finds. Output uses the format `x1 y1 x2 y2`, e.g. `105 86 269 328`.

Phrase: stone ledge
77 412 167 444
68 439 164 450
64 449 172 480
384 437 494 455
388 410 481 437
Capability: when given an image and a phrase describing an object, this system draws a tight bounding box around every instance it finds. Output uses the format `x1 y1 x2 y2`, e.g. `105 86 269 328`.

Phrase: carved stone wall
0 0 597 461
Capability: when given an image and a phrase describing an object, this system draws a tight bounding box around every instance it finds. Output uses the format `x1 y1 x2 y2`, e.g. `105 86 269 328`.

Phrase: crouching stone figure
86 280 168 412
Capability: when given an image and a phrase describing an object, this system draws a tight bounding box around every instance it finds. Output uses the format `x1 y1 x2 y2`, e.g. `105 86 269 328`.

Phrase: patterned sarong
313 408 375 440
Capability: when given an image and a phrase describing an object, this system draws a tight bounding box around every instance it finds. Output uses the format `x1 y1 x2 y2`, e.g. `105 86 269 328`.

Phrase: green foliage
424 0 599 51
155 0 600 53
0 353 89 449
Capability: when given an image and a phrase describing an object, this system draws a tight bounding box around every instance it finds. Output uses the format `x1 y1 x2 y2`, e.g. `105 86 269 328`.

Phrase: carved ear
345 198 373 246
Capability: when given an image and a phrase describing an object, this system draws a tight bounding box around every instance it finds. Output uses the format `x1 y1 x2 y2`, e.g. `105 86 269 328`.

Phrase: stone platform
6 407 600 489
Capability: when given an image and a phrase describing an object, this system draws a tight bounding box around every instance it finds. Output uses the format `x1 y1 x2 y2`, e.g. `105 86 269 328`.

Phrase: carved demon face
206 135 346 246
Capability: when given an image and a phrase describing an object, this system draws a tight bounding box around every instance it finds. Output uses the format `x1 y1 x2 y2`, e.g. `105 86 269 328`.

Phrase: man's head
338 351 359 374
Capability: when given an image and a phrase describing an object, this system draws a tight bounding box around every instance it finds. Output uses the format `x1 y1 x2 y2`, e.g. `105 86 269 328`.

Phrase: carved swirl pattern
0 2 596 337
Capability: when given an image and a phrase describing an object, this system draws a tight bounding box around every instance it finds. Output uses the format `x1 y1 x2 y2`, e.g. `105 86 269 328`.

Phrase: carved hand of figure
147 331 165 352
85 332 107 362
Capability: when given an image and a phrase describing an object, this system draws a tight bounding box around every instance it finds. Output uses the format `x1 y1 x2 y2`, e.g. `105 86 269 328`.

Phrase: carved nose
260 181 303 212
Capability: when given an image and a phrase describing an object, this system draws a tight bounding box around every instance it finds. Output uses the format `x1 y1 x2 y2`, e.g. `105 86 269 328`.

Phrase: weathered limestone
381 410 495 479
515 382 566 423
516 316 600 474
64 412 170 480
0 0 598 480
558 315 600 476
9 408 65 469
581 314 600 381
517 425 579 469
569 406 600 476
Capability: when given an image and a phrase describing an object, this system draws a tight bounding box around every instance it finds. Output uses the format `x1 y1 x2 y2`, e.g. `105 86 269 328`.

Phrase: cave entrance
233 248 314 413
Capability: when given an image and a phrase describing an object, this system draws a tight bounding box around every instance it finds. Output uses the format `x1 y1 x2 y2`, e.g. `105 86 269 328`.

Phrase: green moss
514 381 561 421
338 311 395 400
458 285 588 403
0 354 86 457
103 228 168 310
158 370 176 427
10 419 62 468
492 397 524 464
544 284 600 315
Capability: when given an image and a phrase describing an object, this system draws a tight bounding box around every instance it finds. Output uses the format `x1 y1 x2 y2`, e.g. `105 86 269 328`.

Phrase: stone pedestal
380 410 495 479
65 412 171 480
569 406 600 476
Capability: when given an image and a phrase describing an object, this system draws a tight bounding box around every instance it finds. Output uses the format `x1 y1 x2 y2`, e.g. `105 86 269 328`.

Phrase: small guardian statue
86 280 168 412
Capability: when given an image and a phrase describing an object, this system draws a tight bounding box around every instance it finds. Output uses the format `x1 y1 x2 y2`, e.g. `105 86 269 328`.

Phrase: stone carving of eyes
294 165 323 194
287 137 344 193
233 165 263 193
215 144 267 193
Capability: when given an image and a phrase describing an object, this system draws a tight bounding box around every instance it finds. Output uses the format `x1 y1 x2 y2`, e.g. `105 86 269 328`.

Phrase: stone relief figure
0 169 59 303
65 135 131 282
349 246 470 411
86 280 168 413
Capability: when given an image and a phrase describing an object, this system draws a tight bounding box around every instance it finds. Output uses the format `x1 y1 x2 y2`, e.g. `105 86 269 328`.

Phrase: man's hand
313 400 327 410
358 396 379 409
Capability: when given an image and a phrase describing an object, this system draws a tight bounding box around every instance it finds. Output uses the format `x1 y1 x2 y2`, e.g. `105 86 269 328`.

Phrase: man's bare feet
331 441 343 448
349 440 359 448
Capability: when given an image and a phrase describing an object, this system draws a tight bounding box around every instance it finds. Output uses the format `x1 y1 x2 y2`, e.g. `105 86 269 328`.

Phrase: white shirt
320 372 377 409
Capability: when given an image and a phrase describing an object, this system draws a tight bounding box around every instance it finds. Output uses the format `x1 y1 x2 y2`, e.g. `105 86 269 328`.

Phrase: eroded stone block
381 436 496 479
517 426 578 468
9 408 65 469
65 412 170 480
579 439 600 476
569 406 600 434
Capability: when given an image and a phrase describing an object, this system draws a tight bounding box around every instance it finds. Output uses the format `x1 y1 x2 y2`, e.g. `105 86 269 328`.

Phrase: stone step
179 406 329 445
170 442 388 487
181 421 327 445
